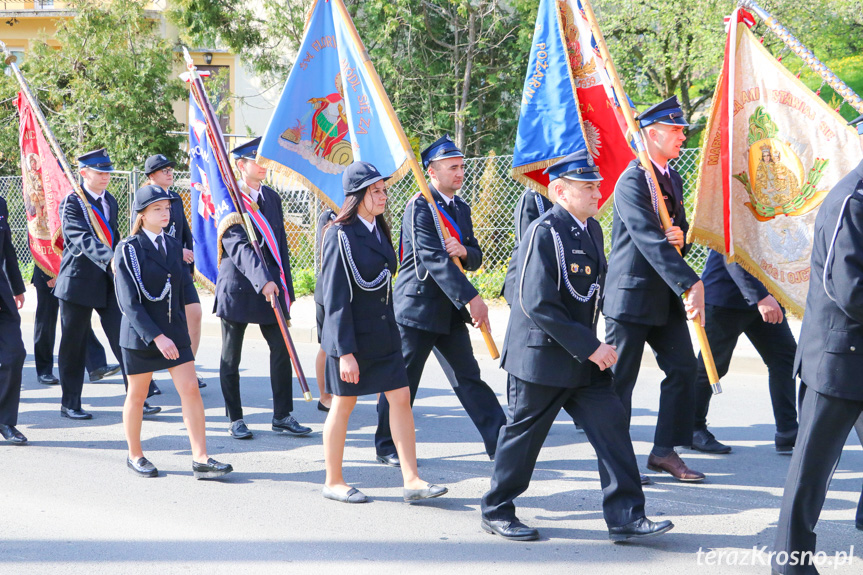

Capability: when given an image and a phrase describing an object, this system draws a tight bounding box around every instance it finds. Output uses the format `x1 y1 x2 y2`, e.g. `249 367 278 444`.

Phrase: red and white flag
16 92 74 277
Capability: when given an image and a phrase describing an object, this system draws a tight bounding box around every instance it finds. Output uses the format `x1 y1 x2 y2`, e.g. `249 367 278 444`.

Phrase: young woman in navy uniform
318 162 447 504
144 154 206 390
114 185 232 480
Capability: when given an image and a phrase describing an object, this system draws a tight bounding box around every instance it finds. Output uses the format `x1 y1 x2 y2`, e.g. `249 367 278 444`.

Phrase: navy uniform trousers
375 311 505 458
0 195 26 425
32 267 109 379
694 305 798 433
604 299 698 448
482 375 644 527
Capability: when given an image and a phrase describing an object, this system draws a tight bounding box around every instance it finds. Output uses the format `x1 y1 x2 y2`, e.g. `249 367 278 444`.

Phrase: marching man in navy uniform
54 149 160 419
216 137 310 439
0 192 27 444
144 154 206 391
31 265 120 386
772 115 863 574
602 97 706 483
481 150 672 542
690 249 798 454
374 135 506 466
317 161 447 504
502 188 553 305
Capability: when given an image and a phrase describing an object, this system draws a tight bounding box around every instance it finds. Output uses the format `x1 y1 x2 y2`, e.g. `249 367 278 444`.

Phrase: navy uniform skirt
325 349 408 397
122 345 194 375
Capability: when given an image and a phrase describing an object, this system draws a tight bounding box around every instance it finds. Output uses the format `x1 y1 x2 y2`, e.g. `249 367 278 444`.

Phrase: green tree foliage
169 0 537 157
0 0 185 176
598 0 863 141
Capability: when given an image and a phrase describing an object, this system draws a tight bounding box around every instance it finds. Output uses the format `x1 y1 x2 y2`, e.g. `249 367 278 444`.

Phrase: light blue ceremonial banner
188 91 237 289
512 0 587 188
258 0 408 208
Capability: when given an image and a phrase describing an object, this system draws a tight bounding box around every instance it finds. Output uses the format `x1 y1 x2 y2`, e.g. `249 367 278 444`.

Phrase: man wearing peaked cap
144 153 205 391
215 137 310 440
772 113 863 573
602 97 708 484
481 150 673 542
374 134 506 467
54 149 163 419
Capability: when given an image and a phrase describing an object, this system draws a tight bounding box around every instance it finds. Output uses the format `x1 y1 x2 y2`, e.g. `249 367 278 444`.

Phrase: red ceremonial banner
16 91 73 277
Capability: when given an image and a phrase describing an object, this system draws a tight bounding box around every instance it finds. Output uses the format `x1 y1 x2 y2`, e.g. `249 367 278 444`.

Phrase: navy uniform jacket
503 189 553 304
394 186 482 334
53 189 122 309
702 249 769 309
114 232 193 350
313 208 336 307
214 184 295 324
0 196 26 314
794 159 863 401
501 203 607 388
318 218 400 359
603 160 700 325
164 189 193 252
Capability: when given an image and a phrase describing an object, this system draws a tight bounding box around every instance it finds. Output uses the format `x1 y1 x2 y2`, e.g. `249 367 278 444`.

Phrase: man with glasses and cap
143 154 206 391
602 96 707 484
772 114 863 574
216 137 310 440
54 148 160 419
480 150 673 542
374 135 506 467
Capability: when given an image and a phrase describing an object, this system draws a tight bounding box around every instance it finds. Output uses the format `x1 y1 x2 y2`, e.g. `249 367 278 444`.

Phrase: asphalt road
2 294 861 574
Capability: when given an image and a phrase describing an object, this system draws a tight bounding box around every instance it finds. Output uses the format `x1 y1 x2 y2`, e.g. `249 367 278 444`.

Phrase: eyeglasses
160 167 174 175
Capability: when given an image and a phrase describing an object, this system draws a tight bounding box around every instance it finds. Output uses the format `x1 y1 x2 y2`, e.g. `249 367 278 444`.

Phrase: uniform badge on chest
571 263 579 273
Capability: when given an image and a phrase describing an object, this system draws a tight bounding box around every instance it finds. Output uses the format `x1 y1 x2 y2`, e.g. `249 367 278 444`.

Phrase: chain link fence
4 148 707 298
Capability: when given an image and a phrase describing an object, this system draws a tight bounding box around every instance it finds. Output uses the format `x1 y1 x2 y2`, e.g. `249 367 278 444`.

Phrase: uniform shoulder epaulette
454 195 468 206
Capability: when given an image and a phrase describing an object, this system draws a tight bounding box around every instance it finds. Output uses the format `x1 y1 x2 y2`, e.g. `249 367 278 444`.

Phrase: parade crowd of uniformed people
1 98 863 571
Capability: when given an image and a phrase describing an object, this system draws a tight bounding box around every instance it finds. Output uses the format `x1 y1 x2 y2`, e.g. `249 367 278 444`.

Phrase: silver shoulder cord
518 223 600 319
534 192 547 217
823 193 854 304
167 222 176 238
122 240 173 323
612 165 660 233
336 228 392 304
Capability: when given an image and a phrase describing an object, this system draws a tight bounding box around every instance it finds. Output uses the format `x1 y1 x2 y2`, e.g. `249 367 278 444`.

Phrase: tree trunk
455 9 476 151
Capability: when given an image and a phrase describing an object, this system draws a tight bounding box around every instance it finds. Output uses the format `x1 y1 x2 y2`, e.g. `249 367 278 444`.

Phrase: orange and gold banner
691 14 863 316
16 91 74 277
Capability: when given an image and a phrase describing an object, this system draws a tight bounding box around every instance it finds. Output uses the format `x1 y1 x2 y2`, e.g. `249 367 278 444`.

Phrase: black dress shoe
147 381 161 397
775 429 797 454
192 458 233 480
608 517 674 542
229 419 253 439
38 374 59 385
317 401 330 412
481 518 539 541
89 364 121 382
404 484 448 502
640 473 652 485
272 415 312 436
60 406 93 420
196 374 206 389
376 453 400 467
690 428 732 454
143 402 161 416
127 456 158 477
0 424 27 444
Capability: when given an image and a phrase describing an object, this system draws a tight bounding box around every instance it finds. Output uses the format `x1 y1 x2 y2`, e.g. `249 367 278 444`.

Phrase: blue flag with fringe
257 0 408 208
188 90 237 290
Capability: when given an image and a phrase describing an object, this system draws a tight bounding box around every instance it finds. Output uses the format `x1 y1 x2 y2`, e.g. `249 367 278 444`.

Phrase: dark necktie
373 224 381 243
155 235 167 261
